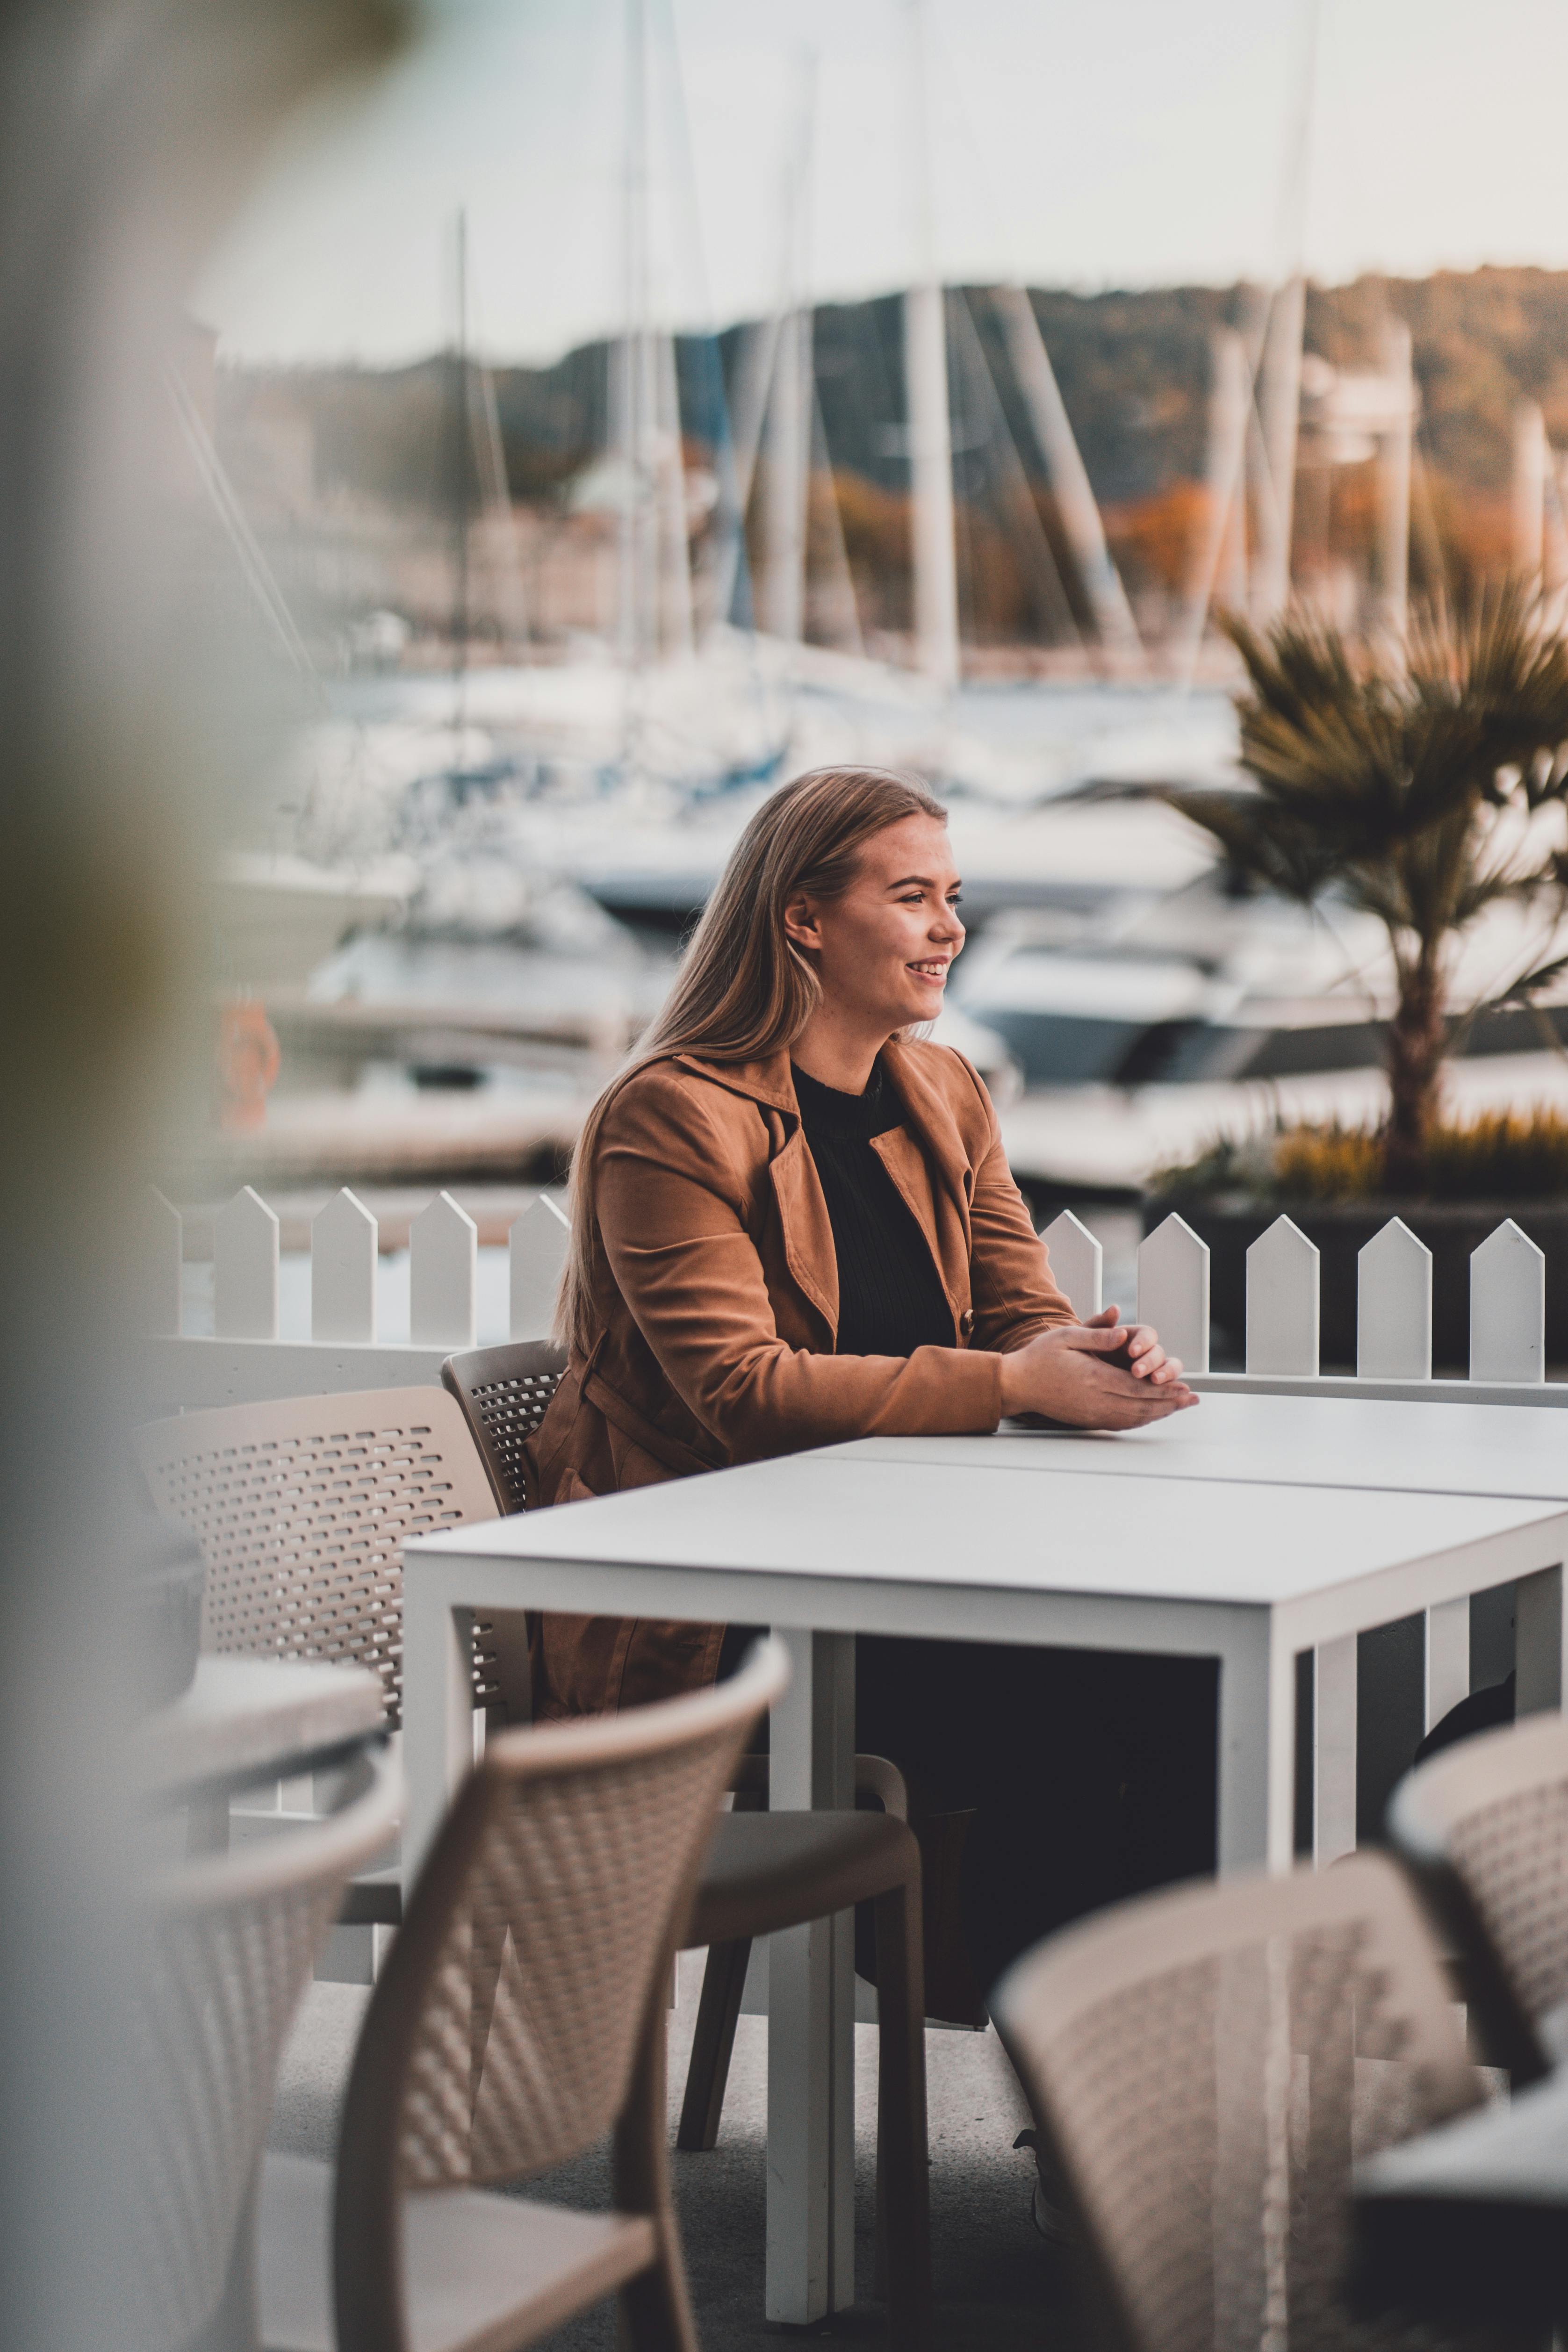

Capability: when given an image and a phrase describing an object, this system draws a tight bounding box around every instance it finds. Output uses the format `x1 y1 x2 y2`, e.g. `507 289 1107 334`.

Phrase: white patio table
401 1400 1568 2328
828 1388 1568 1849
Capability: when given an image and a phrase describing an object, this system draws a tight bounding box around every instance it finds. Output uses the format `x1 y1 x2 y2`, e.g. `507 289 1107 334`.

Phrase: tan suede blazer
524 1037 1075 1716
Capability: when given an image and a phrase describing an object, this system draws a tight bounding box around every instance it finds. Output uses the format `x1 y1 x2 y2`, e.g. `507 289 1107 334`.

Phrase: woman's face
784 813 965 1036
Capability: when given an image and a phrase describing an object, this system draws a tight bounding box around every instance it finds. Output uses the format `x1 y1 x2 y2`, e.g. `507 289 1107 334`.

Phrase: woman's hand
997 1305 1198 1428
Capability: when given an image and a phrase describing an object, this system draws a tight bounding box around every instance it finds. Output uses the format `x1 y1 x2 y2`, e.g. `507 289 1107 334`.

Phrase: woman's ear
782 891 822 953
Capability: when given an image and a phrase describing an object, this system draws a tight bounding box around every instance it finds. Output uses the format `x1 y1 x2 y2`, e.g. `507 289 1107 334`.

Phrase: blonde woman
527 768 1206 1996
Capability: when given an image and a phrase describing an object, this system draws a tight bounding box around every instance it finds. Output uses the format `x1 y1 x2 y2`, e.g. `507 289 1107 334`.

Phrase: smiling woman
540 765 1194 1578
519 769 1208 2036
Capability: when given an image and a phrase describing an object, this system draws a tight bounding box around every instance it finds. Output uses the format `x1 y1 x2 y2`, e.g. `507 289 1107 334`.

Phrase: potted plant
1150 584 1568 1366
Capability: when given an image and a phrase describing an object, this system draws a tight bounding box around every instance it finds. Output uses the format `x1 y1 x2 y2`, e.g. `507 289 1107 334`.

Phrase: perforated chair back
134 1389 501 1728
993 1854 1495 2352
331 1639 787 2348
130 1742 401 2351
440 1340 567 1514
1388 1711 1568 2083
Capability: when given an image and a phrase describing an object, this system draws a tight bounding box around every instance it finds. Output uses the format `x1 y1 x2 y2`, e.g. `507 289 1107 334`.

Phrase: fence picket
311 1188 378 1344
214 1186 279 1341
1469 1218 1545 1383
1136 1214 1210 1373
510 1191 570 1340
1245 1216 1319 1377
1358 1218 1432 1380
1040 1210 1102 1322
140 1187 184 1338
410 1191 477 1347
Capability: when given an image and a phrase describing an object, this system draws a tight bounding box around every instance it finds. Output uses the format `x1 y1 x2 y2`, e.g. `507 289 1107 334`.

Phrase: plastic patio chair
440 1343 926 2161
134 1387 525 1730
134 1388 527 1925
129 1740 401 2352
1388 1710 1568 2086
256 1638 788 2352
992 1853 1503 2352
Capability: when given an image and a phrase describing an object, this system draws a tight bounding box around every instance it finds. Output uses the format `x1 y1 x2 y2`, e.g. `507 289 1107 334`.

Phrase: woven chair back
440 1341 567 1514
134 1389 500 1728
350 1637 788 2194
130 1744 400 2349
1390 1710 1568 2076
995 1854 1497 2352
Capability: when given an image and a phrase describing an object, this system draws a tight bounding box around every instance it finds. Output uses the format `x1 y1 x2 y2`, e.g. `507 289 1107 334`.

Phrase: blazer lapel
869 1127 962 1339
878 1042 976 1331
674 1050 840 1335
769 1124 839 1335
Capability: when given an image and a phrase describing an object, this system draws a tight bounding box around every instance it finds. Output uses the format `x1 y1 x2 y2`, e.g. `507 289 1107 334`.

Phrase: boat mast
1177 324 1251 681
1376 317 1413 647
760 55 815 649
1254 275 1305 621
903 0 959 693
450 207 470 735
1513 400 1548 584
615 0 656 763
1253 1 1319 624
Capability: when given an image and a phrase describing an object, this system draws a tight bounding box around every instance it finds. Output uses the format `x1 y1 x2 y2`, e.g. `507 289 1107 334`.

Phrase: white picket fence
141 1185 571 1412
1042 1207 1568 1405
143 1186 1567 1416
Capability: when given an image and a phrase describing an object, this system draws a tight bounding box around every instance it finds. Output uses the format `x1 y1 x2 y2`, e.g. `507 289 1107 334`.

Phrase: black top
791 1057 955 1358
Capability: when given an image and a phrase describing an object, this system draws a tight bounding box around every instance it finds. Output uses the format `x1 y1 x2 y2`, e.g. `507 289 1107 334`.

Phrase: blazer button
959 1307 975 1338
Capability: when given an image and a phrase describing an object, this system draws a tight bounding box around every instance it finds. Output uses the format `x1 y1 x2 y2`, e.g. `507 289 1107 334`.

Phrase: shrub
1151 1108 1568 1204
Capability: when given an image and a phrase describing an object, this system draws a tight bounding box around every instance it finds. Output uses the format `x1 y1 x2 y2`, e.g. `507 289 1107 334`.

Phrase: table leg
1219 1619 1276 1872
1516 1562 1565 1715
765 1629 855 2324
1313 1634 1357 1867
1424 1597 1470 1731
401 1586 475 1890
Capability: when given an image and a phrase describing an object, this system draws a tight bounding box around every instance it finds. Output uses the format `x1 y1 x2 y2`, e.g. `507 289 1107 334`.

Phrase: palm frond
1485 951 1568 1011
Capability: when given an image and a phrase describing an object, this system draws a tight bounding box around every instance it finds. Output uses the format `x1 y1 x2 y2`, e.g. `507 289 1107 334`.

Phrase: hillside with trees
215 266 1568 658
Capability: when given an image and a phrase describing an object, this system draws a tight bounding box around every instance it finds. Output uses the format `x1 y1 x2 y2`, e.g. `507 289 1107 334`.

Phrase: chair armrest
723 1751 908 1821
854 1753 908 1821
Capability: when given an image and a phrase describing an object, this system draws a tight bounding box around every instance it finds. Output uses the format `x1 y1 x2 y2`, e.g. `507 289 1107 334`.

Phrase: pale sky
195 0 1568 367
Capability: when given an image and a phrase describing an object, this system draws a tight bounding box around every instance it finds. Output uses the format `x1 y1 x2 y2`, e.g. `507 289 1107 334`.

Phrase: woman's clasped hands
998 1304 1199 1429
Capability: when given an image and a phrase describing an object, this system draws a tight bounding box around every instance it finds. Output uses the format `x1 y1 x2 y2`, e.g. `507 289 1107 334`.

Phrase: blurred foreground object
0 3 408 2347
134 1735 399 2352
994 1855 1501 2352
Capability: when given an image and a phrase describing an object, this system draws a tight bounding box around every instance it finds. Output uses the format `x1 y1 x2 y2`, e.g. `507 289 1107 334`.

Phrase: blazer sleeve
594 1069 1006 1463
957 1058 1079 1353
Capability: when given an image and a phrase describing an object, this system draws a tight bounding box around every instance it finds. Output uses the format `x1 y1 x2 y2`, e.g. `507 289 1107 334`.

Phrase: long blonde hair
556 764 947 1352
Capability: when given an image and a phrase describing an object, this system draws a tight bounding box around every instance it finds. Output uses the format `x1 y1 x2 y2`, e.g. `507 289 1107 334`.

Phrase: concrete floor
271 1966 1087 2349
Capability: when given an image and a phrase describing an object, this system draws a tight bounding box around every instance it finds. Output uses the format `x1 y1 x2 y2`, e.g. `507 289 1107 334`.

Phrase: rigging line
930 13 1140 661
950 289 1080 653
463 262 530 656
1270 0 1322 285
810 382 865 660
1184 7 1319 660
650 0 761 659
704 44 817 644
162 365 323 703
727 63 811 525
166 370 297 652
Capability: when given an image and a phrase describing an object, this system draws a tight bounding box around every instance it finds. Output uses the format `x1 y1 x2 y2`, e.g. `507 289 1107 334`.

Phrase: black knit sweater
791 1057 955 1357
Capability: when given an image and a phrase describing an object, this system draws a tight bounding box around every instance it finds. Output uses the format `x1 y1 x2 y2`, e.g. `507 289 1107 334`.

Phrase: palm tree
1173 583 1568 1193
